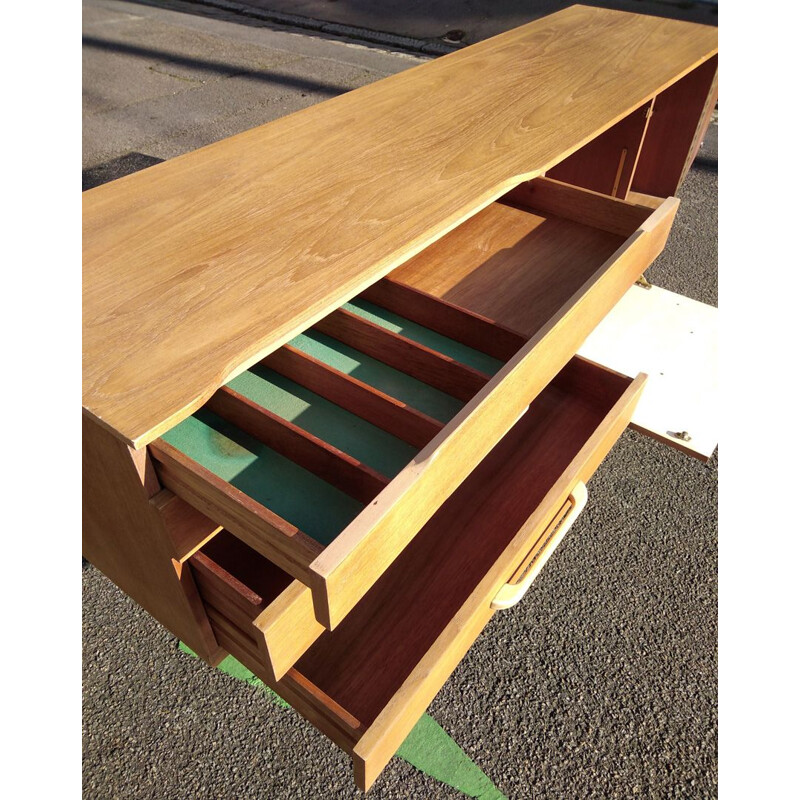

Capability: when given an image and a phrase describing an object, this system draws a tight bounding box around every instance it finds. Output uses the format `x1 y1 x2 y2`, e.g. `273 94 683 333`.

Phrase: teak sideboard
82 5 718 790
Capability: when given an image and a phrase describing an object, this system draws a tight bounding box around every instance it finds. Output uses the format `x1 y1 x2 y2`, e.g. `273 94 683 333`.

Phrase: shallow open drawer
189 356 645 788
189 533 324 681
149 178 675 630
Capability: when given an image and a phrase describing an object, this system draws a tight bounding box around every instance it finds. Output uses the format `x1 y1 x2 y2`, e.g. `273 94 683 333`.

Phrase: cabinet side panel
677 66 718 189
545 101 653 198
630 55 718 197
83 415 222 661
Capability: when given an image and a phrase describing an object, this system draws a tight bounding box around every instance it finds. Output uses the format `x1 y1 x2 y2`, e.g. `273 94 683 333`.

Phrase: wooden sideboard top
82 4 717 448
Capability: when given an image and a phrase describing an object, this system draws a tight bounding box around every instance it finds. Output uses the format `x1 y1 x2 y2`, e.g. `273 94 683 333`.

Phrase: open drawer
188 356 645 789
149 178 676 630
189 533 324 682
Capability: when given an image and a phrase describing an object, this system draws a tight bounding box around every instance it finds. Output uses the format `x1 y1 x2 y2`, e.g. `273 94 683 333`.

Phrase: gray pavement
125 0 717 53
82 1 718 796
82 0 427 169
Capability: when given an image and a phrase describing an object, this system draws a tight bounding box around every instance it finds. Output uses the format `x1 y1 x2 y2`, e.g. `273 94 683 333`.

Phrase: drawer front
150 180 676 631
216 357 646 789
188 531 324 682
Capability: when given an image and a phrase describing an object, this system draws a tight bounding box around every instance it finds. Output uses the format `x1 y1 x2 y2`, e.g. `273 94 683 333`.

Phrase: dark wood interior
541 57 717 201
545 100 653 197
191 531 296 664
288 357 633 727
359 279 526 362
390 198 629 337
631 56 718 198
194 532 294 610
264 344 445 449
191 532 296 665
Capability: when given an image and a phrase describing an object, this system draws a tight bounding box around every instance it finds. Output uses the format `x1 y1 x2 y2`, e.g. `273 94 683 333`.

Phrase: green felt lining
288 330 463 423
344 298 505 376
160 410 362 547
227 366 416 478
161 305 500 548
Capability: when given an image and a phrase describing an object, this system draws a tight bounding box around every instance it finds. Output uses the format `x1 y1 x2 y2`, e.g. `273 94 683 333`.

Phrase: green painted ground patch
179 643 506 799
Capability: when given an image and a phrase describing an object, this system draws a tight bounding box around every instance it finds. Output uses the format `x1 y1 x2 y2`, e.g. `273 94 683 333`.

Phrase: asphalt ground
82 2 718 796
122 0 717 54
82 0 428 169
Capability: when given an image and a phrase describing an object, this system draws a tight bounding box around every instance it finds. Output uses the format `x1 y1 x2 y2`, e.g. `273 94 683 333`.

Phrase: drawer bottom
202 357 645 789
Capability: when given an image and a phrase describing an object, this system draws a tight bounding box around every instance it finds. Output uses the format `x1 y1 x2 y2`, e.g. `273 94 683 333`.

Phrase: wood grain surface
310 196 678 629
391 197 628 337
83 5 716 448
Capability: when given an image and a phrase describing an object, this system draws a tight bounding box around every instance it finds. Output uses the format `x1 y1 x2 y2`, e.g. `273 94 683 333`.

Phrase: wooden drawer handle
490 481 588 610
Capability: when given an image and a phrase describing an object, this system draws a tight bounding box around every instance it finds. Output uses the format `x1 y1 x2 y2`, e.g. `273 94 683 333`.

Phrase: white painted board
578 284 717 460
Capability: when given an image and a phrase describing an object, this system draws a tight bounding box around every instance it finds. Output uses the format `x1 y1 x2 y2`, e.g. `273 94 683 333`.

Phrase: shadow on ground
123 0 717 49
83 152 165 190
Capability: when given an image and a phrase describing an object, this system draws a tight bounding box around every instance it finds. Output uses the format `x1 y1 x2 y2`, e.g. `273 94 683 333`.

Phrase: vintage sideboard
83 5 718 790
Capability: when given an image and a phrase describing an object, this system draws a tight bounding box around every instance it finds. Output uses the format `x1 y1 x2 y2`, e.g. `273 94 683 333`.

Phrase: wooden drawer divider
359 279 527 362
313 308 491 401
191 549 266 624
264 345 444 449
205 386 390 504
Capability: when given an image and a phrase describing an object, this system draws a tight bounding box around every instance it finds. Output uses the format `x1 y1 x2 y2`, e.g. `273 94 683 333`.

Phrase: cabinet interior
545 56 718 201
